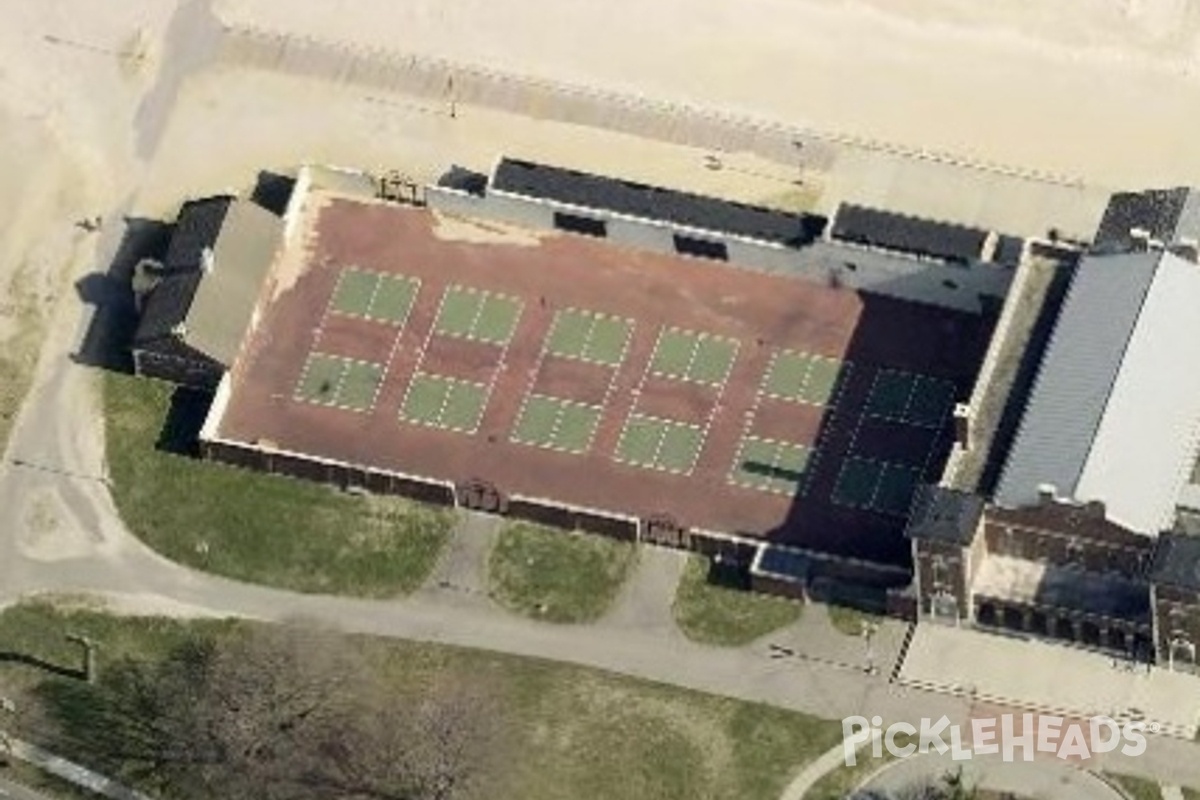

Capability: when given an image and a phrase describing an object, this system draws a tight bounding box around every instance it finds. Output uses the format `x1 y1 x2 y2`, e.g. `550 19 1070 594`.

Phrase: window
673 234 729 261
942 279 959 290
553 212 607 238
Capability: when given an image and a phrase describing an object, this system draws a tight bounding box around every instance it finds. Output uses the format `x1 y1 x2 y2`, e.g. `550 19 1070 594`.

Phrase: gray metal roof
995 250 1200 535
1174 189 1200 244
184 201 283 365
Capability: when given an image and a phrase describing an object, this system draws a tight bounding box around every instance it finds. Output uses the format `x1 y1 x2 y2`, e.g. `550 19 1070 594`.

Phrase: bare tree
35 622 502 800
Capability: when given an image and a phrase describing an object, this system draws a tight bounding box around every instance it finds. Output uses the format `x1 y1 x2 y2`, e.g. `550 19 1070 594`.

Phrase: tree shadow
30 641 216 784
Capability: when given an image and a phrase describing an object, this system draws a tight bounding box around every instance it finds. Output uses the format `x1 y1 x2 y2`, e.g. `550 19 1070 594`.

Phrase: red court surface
214 197 995 567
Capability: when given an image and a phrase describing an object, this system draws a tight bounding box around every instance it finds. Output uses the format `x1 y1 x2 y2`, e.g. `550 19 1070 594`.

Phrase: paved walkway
7 739 150 800
763 604 908 675
1163 786 1186 800
597 545 688 636
416 510 500 603
899 623 1200 738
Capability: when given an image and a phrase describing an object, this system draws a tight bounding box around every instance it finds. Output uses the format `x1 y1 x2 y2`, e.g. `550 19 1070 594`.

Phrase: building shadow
757 286 1000 605
155 386 214 456
250 170 296 216
706 553 751 591
73 217 173 372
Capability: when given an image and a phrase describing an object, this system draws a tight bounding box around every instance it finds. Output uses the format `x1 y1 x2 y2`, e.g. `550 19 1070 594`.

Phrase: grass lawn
0 601 843 800
0 270 44 454
802 746 896 800
826 605 884 637
104 371 453 597
488 522 636 623
673 556 802 646
1104 772 1162 800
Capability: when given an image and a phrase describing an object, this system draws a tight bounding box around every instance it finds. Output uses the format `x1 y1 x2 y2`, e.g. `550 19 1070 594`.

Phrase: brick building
909 188 1200 672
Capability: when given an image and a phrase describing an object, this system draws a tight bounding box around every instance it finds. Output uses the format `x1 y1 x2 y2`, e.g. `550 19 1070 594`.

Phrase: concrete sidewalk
858 751 1124 800
898 624 1200 738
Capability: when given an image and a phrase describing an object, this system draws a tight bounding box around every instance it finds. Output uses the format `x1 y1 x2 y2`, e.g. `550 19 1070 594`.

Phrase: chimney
953 403 971 449
1036 484 1058 506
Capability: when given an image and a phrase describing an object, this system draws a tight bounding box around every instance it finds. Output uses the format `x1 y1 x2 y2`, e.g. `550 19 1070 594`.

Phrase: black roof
163 196 234 273
1092 188 1189 252
134 272 202 344
831 203 989 263
492 158 827 248
1149 533 1200 591
993 235 1025 268
904 485 984 545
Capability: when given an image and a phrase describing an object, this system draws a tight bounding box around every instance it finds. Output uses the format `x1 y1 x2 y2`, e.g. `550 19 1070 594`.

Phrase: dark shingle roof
1149 533 1200 591
831 203 989 263
134 272 203 344
492 158 827 247
1092 188 1189 251
904 485 984 545
163 196 234 273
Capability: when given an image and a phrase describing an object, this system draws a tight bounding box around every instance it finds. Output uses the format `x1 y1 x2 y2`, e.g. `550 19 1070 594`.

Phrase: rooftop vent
1036 483 1058 505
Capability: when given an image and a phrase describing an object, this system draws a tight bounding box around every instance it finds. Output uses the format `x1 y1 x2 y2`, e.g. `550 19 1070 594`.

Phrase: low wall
217 24 1086 187
201 438 456 506
506 497 637 542
941 243 1064 490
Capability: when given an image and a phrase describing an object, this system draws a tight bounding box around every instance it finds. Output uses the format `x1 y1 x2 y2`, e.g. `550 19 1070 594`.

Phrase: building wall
425 185 1013 313
982 504 1152 579
1154 584 1200 672
913 538 971 621
972 592 1152 658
